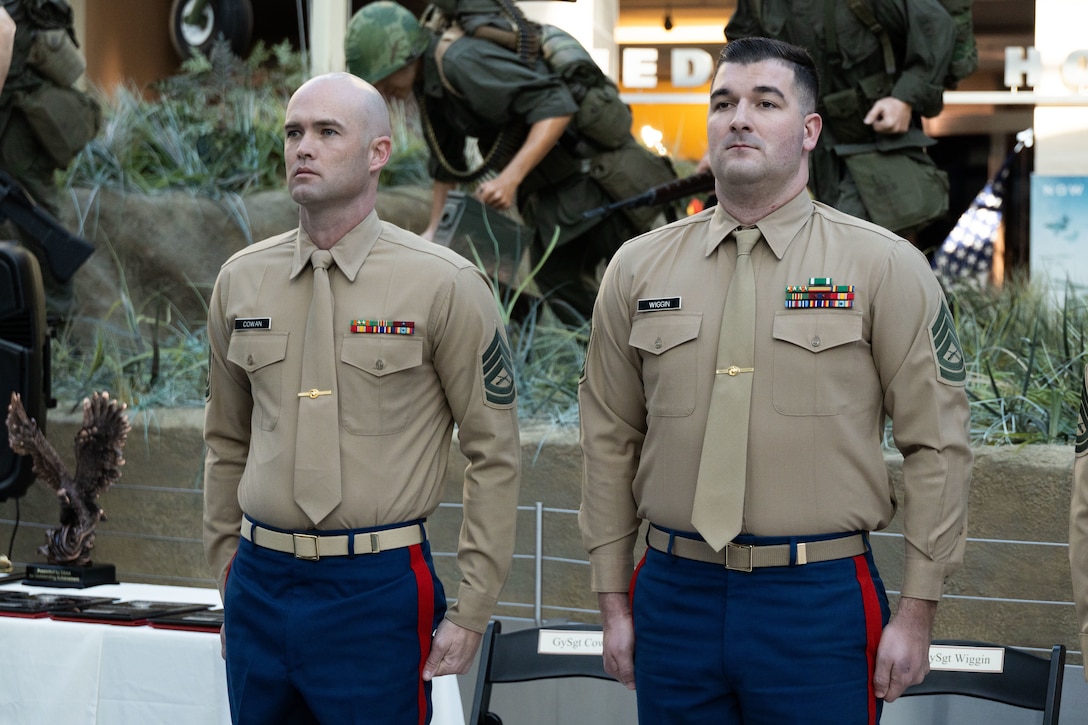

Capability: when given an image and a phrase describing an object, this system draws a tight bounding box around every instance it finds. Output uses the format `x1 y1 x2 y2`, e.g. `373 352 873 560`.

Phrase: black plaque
26 562 117 588
148 607 224 632
0 591 117 618
0 570 26 584
51 600 212 626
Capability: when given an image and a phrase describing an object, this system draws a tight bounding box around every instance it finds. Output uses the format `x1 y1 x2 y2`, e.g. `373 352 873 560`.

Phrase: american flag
933 130 1032 282
932 181 1004 280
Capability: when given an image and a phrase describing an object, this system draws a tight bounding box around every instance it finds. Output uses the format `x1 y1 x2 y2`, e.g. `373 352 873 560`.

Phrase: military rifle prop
583 170 716 221
0 169 94 283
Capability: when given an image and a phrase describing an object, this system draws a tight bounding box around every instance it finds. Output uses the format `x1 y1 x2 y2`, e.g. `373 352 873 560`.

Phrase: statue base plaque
25 563 117 588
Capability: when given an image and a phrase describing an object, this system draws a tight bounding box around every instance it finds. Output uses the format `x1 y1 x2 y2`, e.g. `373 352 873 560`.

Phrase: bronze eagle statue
5 391 130 567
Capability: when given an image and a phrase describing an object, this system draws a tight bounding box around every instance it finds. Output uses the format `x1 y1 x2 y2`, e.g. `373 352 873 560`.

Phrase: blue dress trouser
632 531 890 725
223 520 446 725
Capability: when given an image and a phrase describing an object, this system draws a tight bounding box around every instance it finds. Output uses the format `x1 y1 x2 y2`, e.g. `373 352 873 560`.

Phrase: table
0 579 464 725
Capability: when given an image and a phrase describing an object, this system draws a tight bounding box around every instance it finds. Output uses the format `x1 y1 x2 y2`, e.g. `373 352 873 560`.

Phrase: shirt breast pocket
340 336 425 436
630 313 702 417
227 332 289 431
771 311 866 416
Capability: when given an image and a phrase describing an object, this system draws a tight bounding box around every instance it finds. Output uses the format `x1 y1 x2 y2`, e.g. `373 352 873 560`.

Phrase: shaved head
289 72 392 143
284 72 395 242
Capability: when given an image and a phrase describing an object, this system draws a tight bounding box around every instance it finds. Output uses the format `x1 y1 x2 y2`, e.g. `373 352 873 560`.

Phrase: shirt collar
289 211 383 282
704 190 815 260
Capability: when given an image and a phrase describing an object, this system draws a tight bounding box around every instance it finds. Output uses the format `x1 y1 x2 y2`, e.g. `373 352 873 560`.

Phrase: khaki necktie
293 249 342 524
691 226 761 551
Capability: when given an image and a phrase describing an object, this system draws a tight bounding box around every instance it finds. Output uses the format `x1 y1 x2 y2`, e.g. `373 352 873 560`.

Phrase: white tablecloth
0 579 464 725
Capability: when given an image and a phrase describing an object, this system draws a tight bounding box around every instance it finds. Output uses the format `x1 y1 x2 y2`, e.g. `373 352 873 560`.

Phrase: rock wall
55 186 434 325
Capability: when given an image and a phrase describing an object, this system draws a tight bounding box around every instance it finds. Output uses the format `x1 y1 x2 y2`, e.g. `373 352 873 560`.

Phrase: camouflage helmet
345 2 430 84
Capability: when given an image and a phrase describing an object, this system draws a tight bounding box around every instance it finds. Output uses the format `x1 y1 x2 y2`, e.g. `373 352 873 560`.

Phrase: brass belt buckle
293 533 320 560
725 542 753 572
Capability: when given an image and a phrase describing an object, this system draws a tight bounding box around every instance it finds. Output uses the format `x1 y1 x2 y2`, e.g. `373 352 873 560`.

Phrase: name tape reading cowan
537 629 605 656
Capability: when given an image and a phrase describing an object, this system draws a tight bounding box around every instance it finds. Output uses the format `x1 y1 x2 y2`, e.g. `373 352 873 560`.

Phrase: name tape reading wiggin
927 644 1005 673
637 297 681 312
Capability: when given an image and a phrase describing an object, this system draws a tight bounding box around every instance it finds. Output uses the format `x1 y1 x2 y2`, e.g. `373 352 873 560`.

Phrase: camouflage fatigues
422 33 656 325
726 0 957 236
0 0 89 318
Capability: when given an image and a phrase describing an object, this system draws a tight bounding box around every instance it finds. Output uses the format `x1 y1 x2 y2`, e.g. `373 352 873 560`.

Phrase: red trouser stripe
853 554 884 725
629 551 648 611
410 544 435 725
223 552 235 587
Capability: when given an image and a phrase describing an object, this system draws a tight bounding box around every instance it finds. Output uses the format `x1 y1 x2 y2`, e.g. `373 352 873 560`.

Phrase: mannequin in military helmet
0 0 98 320
346 1 676 326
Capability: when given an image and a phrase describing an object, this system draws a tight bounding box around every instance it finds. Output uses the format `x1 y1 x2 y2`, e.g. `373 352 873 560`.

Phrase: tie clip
716 366 754 376
298 389 332 399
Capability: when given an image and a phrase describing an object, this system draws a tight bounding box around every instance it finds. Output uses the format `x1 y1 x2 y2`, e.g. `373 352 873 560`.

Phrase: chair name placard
927 644 1005 673
537 629 604 656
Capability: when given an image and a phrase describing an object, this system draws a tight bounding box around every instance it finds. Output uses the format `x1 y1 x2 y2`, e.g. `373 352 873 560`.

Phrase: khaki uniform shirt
1072 370 1088 676
579 191 971 601
203 211 520 633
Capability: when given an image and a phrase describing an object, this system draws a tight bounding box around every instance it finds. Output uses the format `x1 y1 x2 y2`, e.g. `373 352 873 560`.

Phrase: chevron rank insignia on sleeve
1076 375 1088 455
482 329 516 407
930 302 966 384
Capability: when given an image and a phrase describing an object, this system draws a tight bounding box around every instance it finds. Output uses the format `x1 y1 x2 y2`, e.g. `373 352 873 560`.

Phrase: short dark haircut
717 37 820 113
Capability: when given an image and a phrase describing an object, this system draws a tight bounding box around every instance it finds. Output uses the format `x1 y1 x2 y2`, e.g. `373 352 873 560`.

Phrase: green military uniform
419 31 660 325
726 0 956 236
579 190 972 601
203 211 521 633
0 0 68 315
1072 372 1088 680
